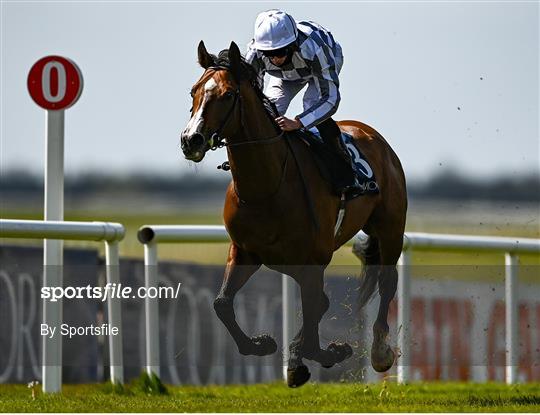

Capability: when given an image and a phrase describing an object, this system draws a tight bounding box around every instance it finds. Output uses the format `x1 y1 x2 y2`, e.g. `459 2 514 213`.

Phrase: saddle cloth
298 129 379 199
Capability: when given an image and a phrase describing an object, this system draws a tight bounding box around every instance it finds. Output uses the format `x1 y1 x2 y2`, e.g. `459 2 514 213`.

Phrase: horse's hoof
251 334 278 356
303 348 335 368
371 344 395 373
320 342 353 369
287 365 311 388
327 342 353 364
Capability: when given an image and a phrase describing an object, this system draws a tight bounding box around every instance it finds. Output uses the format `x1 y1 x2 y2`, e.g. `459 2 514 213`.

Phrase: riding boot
316 118 349 162
316 118 358 195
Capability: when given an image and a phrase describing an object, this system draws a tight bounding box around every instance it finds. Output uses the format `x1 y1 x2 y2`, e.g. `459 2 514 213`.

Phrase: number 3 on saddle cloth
295 128 380 200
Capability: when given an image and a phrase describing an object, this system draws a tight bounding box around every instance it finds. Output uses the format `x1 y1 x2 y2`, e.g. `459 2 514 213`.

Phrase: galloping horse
180 41 407 388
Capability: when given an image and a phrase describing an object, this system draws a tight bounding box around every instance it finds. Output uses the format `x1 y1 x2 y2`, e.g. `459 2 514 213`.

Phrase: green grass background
1 382 539 412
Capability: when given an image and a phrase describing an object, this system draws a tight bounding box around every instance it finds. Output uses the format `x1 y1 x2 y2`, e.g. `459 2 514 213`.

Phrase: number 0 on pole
27 56 83 110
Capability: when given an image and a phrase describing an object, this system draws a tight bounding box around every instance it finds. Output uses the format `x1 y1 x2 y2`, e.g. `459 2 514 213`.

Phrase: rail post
282 274 297 381
397 250 412 384
105 240 124 384
144 241 160 377
505 252 518 384
27 56 83 393
42 109 65 393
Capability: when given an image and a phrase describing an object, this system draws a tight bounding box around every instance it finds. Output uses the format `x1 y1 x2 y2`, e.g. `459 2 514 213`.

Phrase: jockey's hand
275 116 303 131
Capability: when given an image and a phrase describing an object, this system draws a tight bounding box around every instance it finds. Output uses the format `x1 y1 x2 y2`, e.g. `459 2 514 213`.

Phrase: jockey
245 9 357 194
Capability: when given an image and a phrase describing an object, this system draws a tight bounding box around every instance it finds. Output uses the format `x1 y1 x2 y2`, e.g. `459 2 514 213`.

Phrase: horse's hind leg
291 292 352 370
285 269 326 387
353 234 381 309
213 243 277 356
286 289 330 387
288 290 330 364
370 232 403 372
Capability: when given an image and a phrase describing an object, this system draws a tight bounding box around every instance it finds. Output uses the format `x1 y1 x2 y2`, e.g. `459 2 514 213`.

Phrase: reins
203 65 320 231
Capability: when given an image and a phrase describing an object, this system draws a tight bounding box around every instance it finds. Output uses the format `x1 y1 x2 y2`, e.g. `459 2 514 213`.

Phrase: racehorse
180 41 407 388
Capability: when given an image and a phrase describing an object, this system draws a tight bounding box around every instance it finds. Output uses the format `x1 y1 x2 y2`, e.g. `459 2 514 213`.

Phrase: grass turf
1 382 539 412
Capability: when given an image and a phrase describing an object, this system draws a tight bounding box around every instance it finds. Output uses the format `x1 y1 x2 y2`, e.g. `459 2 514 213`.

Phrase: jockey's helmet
253 9 298 51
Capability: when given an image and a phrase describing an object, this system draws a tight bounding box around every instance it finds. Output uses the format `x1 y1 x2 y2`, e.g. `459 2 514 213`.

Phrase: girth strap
334 193 346 237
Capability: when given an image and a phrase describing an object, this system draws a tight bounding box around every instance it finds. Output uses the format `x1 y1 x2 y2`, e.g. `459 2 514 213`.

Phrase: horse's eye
224 91 234 99
189 106 193 113
189 90 195 98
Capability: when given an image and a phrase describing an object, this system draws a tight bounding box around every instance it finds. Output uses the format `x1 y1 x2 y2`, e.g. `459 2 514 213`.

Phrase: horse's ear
228 41 242 79
198 40 213 69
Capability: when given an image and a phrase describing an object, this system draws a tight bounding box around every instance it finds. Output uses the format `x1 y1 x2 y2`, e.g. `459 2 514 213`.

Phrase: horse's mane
210 49 280 121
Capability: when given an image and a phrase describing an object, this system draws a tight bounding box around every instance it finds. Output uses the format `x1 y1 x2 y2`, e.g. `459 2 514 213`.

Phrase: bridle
190 65 319 230
204 66 284 151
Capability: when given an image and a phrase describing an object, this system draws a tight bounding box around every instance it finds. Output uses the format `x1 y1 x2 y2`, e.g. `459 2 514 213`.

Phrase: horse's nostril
191 132 205 149
180 131 205 154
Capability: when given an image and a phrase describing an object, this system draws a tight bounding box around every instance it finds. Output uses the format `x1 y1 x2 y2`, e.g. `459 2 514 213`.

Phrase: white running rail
396 232 540 385
137 225 540 385
0 219 126 390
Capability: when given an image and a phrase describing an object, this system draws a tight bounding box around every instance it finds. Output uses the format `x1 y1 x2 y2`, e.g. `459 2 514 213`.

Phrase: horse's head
180 41 246 162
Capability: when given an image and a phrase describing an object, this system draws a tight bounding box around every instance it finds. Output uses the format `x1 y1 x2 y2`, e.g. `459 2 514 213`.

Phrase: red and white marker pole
27 56 83 393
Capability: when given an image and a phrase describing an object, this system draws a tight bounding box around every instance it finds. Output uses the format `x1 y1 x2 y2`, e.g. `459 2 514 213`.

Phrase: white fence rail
2 220 538 387
138 224 540 385
397 232 540 384
0 219 126 391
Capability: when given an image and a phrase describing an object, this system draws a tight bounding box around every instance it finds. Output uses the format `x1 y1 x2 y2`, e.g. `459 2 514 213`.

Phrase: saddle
293 129 379 201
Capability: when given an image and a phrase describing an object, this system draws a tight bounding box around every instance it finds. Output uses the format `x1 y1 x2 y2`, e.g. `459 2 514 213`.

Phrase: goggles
262 46 289 58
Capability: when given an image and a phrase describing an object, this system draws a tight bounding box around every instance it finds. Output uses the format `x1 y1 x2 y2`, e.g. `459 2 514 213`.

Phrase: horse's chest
226 207 304 257
230 221 289 251
242 233 301 265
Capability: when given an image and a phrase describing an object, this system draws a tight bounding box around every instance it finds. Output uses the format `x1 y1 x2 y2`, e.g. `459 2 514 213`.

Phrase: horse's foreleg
214 244 277 356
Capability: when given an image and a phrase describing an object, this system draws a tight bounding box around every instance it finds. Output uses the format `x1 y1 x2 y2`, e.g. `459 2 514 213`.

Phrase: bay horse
180 41 407 388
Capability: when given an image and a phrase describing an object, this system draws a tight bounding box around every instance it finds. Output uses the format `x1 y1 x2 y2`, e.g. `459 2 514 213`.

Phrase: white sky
1 1 538 182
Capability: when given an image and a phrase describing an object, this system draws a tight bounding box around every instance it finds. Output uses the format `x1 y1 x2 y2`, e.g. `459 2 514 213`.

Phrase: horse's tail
352 233 381 309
